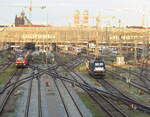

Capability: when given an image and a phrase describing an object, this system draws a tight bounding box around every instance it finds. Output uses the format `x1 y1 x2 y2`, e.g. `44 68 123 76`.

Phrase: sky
0 0 150 26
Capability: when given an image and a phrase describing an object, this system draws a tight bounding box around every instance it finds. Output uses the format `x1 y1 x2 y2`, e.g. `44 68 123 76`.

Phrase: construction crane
93 15 116 27
62 11 116 27
104 8 150 27
0 4 46 10
103 8 150 63
0 0 46 21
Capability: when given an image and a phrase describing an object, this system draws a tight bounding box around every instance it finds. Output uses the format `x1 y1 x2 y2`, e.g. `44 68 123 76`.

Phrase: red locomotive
16 55 32 68
15 55 28 68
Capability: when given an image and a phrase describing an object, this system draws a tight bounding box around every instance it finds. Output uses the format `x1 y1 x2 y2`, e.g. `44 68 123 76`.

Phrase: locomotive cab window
94 63 100 66
17 57 24 61
94 62 104 67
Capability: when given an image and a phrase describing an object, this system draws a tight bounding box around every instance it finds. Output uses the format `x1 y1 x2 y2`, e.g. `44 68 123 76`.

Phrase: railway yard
1 0 150 117
0 49 150 117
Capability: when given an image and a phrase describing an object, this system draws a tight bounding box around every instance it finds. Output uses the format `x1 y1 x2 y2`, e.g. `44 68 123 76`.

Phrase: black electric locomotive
88 58 106 77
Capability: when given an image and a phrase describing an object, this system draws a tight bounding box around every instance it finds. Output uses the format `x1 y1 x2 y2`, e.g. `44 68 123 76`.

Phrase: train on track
16 55 28 68
87 58 106 77
15 51 32 68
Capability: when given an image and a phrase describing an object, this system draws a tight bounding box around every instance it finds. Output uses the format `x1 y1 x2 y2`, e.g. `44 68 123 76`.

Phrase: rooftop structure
15 11 32 26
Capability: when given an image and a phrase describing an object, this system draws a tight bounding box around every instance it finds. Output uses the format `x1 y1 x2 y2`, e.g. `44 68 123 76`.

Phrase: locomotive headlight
94 67 104 71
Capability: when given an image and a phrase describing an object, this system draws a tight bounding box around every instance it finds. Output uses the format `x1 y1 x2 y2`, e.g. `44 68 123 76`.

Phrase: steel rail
24 79 33 117
0 69 23 114
52 69 84 117
54 53 129 117
53 78 70 117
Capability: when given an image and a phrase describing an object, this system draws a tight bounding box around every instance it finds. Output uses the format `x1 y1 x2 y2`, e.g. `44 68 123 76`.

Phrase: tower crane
0 0 46 21
104 8 150 27
62 12 116 27
93 15 116 27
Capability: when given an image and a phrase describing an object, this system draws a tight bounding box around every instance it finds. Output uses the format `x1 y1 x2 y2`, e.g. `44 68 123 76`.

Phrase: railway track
6 60 149 115
54 53 129 117
87 56 150 92
24 67 43 117
50 67 86 117
107 69 150 95
37 68 43 117
0 62 12 71
24 79 33 117
107 64 150 92
88 91 129 117
53 79 70 117
0 69 23 114
97 79 130 97
59 54 150 113
47 69 150 112
70 73 129 117
23 63 87 117
1 54 87 116
95 79 139 106
0 69 18 93
0 53 150 117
